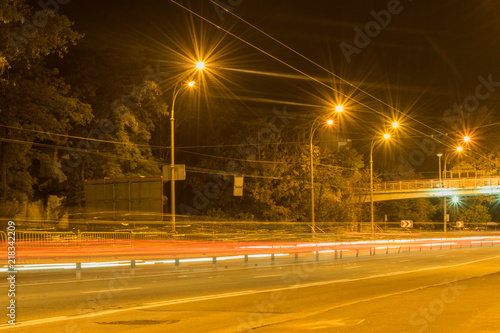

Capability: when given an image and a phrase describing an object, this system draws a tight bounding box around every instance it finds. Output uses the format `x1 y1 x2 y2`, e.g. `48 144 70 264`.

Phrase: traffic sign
401 220 413 228
233 175 244 196
162 164 186 181
456 221 464 228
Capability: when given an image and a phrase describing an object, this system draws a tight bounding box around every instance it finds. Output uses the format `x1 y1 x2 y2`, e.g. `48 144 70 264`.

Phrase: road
1 245 500 332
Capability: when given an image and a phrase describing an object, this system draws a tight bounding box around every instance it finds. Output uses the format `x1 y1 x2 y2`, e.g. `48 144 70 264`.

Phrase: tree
385 199 439 229
458 203 491 228
0 0 92 215
181 116 368 225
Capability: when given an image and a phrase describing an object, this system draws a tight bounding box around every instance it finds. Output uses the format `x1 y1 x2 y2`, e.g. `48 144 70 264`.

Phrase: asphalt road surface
1 246 500 332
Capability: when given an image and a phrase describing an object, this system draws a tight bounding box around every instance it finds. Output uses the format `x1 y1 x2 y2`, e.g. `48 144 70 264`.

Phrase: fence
374 176 500 192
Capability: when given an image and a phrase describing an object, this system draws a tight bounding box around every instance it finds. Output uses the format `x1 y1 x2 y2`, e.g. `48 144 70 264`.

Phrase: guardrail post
294 253 298 263
356 249 359 257
408 246 411 252
339 250 342 259
244 254 248 265
175 258 180 269
481 241 483 247
386 247 389 255
131 260 135 276
315 251 319 261
212 257 217 268
271 254 275 265
370 248 372 256
398 246 401 253
76 263 82 280
373 247 376 256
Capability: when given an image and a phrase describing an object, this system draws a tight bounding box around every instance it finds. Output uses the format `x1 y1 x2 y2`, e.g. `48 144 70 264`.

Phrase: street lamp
369 122 398 234
370 133 391 234
310 110 340 234
169 79 198 230
437 152 443 192
439 146 463 232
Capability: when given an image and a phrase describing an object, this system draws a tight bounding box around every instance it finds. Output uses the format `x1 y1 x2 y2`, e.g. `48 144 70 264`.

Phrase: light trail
1 236 499 273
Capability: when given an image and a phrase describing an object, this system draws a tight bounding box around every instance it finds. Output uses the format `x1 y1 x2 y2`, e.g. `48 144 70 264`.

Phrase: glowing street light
188 81 195 87
457 146 463 152
463 136 470 143
392 122 399 129
335 105 343 112
452 196 459 203
196 62 205 70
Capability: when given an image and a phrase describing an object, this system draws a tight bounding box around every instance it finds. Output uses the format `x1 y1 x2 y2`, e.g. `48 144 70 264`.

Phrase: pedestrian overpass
371 176 500 202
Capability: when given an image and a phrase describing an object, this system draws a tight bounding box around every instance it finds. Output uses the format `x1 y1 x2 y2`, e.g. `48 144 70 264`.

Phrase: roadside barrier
79 232 131 245
6 236 500 280
16 231 77 247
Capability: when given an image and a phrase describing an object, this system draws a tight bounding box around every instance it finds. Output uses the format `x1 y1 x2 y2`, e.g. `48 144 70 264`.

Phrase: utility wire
202 1 446 143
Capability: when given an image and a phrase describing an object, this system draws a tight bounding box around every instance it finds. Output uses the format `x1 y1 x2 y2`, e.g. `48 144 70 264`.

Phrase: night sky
55 0 500 177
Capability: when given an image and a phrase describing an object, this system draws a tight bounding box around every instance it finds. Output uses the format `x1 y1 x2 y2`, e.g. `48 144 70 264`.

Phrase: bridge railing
374 176 500 192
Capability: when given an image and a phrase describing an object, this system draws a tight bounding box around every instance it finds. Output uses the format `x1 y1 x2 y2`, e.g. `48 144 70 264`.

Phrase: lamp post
369 123 398 234
170 80 196 230
441 146 463 233
370 134 389 234
310 108 341 234
168 62 204 231
437 153 444 231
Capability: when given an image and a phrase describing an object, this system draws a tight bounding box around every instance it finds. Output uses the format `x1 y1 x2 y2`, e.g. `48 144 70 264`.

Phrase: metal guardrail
4 236 500 280
374 176 500 192
79 232 131 244
16 231 78 246
131 232 172 242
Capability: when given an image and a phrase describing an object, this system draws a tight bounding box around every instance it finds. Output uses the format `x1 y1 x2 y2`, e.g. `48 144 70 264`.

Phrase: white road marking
253 274 283 278
82 287 142 294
